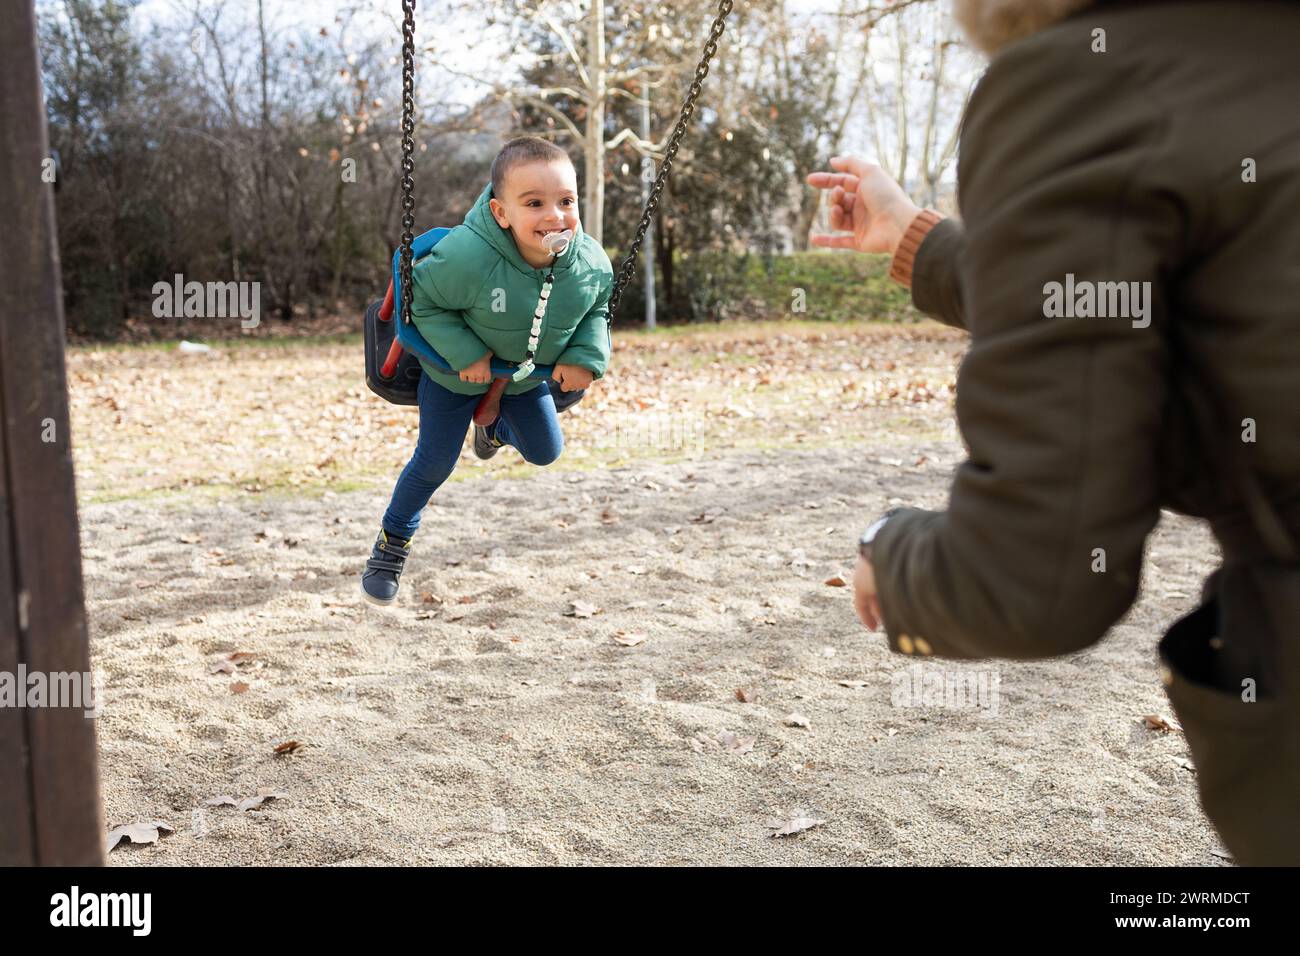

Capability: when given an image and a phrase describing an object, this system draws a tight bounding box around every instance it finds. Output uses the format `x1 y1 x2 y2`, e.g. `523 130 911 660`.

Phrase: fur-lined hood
955 0 1298 54
953 0 1099 53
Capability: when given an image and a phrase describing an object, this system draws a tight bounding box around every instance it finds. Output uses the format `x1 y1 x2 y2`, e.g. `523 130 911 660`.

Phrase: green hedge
612 250 921 325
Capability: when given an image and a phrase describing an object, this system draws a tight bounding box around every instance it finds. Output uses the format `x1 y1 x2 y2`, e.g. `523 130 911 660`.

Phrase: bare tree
433 0 726 244
861 0 977 209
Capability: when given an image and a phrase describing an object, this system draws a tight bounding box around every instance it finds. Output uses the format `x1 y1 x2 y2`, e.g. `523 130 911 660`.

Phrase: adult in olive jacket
809 0 1300 864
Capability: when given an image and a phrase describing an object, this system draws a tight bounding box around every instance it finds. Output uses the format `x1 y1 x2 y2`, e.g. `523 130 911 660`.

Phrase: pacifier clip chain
511 229 572 382
512 265 556 382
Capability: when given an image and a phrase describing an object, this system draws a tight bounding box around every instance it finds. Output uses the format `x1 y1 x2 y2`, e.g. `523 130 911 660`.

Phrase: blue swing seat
388 227 555 381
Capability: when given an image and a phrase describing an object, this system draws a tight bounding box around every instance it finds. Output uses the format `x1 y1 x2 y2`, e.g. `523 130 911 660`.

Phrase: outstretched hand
806 156 922 257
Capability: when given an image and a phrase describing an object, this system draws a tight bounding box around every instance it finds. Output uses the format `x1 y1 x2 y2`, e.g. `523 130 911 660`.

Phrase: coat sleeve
870 43 1185 661
909 217 967 331
555 271 612 379
409 252 492 371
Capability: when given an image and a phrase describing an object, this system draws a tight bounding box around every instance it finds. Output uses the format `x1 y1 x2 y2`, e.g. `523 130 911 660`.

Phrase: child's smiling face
488 160 580 268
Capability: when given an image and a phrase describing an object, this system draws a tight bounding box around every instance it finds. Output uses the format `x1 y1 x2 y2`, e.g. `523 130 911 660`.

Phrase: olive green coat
873 0 1300 864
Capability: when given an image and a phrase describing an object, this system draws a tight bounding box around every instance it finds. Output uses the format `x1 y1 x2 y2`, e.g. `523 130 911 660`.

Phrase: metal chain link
606 0 733 325
399 0 417 325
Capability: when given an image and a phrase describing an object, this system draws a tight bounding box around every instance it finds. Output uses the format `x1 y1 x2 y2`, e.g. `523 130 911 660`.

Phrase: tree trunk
330 173 346 305
791 189 820 252
656 212 674 310
585 0 606 244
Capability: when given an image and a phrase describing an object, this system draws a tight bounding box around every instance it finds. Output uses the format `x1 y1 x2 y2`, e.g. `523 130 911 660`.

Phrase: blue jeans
381 373 567 539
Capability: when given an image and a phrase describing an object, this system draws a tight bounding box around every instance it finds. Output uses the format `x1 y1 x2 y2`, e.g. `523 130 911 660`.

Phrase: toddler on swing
361 136 613 606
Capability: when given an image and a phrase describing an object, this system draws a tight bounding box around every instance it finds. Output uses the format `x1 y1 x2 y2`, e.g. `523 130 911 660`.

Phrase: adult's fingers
806 170 861 193
828 155 882 182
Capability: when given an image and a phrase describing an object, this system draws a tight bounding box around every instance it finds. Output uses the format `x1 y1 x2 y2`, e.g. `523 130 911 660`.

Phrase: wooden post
0 0 105 866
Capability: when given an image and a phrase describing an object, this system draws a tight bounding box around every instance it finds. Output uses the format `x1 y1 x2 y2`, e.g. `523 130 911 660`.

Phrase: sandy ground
84 436 1228 865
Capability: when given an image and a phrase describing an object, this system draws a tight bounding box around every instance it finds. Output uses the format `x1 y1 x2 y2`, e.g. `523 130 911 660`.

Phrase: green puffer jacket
408 182 613 396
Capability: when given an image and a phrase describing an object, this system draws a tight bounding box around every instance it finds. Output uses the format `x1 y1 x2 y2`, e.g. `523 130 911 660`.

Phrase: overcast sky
129 0 886 111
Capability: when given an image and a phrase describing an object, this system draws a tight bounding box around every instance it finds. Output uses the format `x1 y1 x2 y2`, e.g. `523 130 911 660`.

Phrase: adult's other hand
806 156 921 257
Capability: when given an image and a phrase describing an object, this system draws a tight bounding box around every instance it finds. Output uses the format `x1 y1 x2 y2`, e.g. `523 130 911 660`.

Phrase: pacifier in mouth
541 229 574 256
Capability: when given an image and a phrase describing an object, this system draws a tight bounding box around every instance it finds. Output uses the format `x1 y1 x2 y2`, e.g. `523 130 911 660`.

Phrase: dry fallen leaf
824 574 848 587
716 731 755 755
611 631 646 646
1143 714 1180 733
768 814 826 838
565 600 601 618
273 740 303 755
206 788 288 812
735 688 754 703
237 788 288 811
105 820 174 853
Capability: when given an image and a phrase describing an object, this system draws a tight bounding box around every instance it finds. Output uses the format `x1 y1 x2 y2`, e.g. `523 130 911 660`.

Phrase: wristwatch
858 509 901 562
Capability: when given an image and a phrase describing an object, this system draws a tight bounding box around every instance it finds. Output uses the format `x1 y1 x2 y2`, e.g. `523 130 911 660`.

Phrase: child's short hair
491 136 574 197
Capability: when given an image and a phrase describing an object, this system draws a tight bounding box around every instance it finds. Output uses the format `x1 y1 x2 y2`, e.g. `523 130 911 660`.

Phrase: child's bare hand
459 351 493 384
552 364 593 392
806 156 921 257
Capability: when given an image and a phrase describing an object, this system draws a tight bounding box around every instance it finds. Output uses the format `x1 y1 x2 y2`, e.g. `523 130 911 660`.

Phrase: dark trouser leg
1159 568 1300 865
493 381 563 466
381 373 479 539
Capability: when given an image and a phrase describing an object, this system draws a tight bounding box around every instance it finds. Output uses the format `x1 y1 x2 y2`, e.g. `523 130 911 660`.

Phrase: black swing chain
606 0 734 325
398 0 417 326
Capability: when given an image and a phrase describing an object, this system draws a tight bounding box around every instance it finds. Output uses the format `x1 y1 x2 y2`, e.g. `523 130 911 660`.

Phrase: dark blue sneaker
473 421 504 460
550 381 586 414
360 529 412 606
